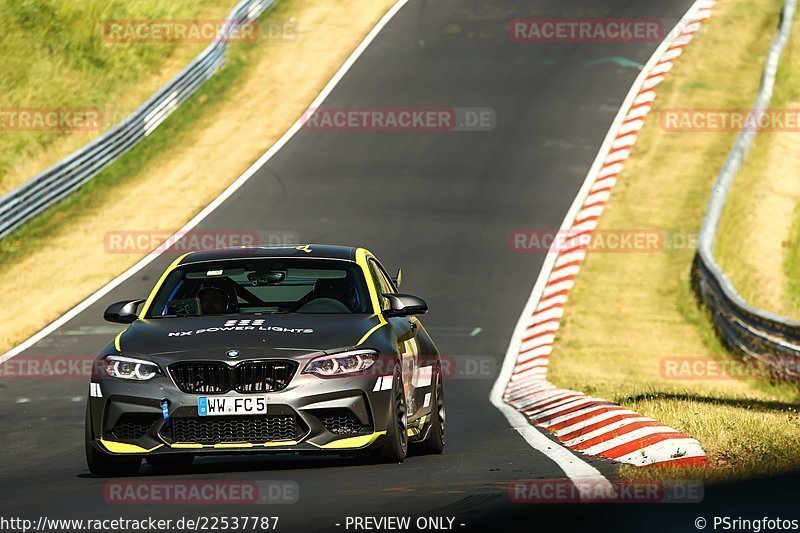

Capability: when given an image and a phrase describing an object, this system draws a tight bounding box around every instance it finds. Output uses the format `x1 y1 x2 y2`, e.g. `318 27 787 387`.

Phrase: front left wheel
416 362 445 454
379 363 408 463
85 402 141 477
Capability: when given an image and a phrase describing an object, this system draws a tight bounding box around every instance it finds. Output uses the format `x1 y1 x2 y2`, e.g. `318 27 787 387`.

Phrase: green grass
0 0 297 265
787 206 800 311
713 7 800 318
0 0 237 192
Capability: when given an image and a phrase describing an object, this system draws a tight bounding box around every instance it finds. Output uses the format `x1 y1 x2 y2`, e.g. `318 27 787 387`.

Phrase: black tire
85 402 141 477
418 363 445 454
146 454 194 472
379 363 408 463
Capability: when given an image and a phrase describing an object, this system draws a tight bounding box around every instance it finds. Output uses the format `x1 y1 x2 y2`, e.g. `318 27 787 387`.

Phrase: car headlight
103 355 160 381
303 349 379 377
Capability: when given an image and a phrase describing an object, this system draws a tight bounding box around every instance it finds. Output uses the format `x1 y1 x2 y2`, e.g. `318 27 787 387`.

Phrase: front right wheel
379 363 408 463
417 362 445 454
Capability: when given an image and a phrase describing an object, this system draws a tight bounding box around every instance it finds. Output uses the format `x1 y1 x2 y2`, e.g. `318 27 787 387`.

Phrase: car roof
179 245 358 265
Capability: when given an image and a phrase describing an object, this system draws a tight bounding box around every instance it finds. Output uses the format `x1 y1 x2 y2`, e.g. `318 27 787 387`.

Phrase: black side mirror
382 293 428 317
104 299 145 324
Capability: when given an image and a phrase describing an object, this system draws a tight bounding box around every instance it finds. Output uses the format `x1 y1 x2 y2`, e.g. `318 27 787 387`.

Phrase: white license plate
198 396 267 416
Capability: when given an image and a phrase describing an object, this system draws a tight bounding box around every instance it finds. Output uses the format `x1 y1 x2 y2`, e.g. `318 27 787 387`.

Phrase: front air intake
162 415 304 444
169 360 297 394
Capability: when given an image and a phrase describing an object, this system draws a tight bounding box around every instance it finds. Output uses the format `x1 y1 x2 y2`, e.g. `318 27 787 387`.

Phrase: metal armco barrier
693 0 799 379
0 0 275 239
693 255 800 380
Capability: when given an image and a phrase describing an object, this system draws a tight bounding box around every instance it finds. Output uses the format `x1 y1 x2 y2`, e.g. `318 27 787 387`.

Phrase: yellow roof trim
138 253 190 317
354 248 387 346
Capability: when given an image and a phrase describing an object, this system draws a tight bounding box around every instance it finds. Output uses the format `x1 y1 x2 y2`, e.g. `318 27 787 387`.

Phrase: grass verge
546 0 800 482
0 0 239 194
713 2 800 318
0 0 396 353
788 207 800 312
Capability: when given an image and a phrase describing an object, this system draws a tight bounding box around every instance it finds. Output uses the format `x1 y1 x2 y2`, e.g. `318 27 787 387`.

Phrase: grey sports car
85 245 445 476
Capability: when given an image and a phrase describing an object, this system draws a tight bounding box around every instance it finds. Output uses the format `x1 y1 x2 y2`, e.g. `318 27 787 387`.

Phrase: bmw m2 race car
85 245 445 476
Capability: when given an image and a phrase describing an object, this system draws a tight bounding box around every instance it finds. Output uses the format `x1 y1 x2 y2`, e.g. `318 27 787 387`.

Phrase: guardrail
0 0 275 239
693 0 800 379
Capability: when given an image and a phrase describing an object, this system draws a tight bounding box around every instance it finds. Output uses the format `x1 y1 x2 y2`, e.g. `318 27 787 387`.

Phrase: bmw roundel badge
226 349 240 359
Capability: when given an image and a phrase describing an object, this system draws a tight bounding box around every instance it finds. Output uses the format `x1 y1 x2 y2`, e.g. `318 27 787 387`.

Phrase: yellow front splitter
99 440 301 453
309 431 386 449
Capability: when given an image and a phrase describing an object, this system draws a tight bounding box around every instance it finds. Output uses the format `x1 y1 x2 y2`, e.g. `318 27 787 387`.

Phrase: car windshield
145 258 372 317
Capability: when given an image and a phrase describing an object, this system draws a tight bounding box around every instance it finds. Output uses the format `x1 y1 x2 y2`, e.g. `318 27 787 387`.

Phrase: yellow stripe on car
138 252 190 317
113 330 124 351
356 320 387 346
355 248 387 345
310 431 386 449
262 440 298 447
355 248 382 314
99 439 163 454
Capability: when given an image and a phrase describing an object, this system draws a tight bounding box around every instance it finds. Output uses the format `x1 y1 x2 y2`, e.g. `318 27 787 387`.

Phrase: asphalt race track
7 0 783 531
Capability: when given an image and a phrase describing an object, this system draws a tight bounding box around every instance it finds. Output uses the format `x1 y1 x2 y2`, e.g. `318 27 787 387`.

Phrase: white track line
0 0 412 365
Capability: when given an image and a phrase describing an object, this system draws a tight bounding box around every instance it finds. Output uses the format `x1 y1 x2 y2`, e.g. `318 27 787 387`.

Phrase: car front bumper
86 369 413 457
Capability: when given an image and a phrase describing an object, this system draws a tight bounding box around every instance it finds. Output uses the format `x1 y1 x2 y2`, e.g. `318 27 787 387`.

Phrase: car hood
116 314 383 359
